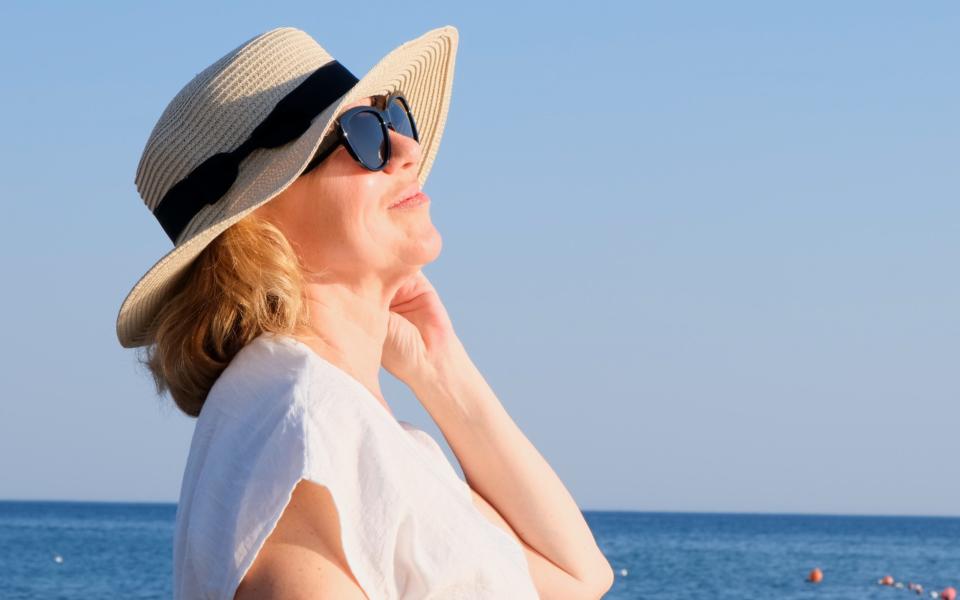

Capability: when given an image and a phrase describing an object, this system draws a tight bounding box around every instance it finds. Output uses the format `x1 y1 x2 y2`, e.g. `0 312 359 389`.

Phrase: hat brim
116 25 458 349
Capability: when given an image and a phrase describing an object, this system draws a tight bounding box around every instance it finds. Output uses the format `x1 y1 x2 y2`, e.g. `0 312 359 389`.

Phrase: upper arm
465 483 614 600
234 479 369 600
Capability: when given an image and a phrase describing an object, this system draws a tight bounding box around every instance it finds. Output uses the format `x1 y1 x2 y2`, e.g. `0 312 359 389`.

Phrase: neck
292 276 396 417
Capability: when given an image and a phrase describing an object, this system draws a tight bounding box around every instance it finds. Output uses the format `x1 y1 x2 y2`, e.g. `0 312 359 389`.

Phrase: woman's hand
382 269 463 387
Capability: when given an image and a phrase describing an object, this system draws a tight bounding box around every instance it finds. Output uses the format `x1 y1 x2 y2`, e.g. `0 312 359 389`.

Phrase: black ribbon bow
152 59 360 243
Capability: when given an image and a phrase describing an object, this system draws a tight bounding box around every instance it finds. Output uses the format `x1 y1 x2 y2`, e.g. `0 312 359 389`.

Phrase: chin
409 228 443 263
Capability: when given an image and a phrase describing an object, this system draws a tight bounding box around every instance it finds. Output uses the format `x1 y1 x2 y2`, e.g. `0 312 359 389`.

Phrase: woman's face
254 95 441 281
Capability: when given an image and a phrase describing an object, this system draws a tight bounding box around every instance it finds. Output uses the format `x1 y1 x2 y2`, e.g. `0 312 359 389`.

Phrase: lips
389 191 429 209
388 183 427 209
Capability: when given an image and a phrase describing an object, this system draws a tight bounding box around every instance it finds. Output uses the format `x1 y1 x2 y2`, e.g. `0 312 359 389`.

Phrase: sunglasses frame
302 92 419 175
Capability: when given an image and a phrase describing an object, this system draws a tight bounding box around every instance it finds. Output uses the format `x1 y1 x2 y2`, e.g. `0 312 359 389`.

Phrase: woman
117 25 613 600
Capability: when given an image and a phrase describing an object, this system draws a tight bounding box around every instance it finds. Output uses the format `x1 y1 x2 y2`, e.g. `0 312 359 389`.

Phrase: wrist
416 335 473 390
416 353 492 430
410 337 484 404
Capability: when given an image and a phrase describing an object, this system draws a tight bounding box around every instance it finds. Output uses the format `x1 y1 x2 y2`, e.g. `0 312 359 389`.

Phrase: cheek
321 187 382 248
300 176 392 250
348 180 392 232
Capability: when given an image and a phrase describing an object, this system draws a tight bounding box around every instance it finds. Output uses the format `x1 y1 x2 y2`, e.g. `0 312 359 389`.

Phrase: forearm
410 337 613 588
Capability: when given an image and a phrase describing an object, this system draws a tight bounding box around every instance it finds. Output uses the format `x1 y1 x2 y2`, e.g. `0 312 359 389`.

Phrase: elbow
587 559 615 599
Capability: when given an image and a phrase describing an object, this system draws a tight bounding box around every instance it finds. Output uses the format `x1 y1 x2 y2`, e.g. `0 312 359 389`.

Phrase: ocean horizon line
1 498 957 520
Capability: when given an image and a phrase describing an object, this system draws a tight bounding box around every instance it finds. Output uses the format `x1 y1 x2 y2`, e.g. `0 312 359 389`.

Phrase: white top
172 331 539 600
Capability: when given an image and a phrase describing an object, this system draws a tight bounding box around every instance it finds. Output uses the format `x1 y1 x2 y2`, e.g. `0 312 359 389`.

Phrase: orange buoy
807 568 823 583
941 586 957 600
880 575 895 586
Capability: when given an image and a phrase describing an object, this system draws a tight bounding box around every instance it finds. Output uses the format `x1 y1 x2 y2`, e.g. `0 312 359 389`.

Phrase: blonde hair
136 213 312 418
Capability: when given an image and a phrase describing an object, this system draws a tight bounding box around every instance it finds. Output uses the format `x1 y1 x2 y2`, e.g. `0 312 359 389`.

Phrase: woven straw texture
116 25 458 348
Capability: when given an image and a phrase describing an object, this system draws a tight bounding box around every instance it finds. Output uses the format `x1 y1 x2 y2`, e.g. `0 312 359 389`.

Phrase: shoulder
176 332 384 599
203 332 314 419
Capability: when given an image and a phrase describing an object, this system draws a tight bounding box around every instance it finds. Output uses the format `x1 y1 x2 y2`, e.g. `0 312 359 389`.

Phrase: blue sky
0 1 956 515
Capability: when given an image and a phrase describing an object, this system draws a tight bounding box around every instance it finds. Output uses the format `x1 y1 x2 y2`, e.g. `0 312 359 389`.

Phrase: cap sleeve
174 373 313 600
176 356 394 600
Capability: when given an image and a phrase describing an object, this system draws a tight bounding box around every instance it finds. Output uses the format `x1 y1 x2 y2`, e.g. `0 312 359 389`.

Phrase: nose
383 127 421 176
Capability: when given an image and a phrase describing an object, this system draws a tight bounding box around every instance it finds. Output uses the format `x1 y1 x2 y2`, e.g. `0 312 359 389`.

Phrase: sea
1 501 958 599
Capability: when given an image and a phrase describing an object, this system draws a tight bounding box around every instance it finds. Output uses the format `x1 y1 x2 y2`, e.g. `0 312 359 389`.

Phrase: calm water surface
2 501 957 599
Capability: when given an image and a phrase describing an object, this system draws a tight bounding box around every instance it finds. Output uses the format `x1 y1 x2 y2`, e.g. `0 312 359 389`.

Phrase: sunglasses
301 92 420 175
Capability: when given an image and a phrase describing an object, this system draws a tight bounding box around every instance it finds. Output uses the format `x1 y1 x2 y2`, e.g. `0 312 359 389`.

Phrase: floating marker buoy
52 554 63 564
619 568 628 577
880 575 895 586
807 568 823 583
941 587 957 600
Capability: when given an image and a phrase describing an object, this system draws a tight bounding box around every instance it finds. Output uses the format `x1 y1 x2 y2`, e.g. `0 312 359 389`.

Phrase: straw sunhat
116 25 459 348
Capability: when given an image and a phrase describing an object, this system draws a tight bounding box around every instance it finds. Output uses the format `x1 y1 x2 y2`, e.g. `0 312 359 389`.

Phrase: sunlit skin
253 94 456 415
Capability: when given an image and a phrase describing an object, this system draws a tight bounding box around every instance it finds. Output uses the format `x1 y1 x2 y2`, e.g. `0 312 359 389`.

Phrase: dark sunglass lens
387 97 418 141
345 111 387 169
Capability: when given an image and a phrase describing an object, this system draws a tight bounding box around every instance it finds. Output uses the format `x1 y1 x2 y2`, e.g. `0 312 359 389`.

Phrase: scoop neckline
263 332 406 428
